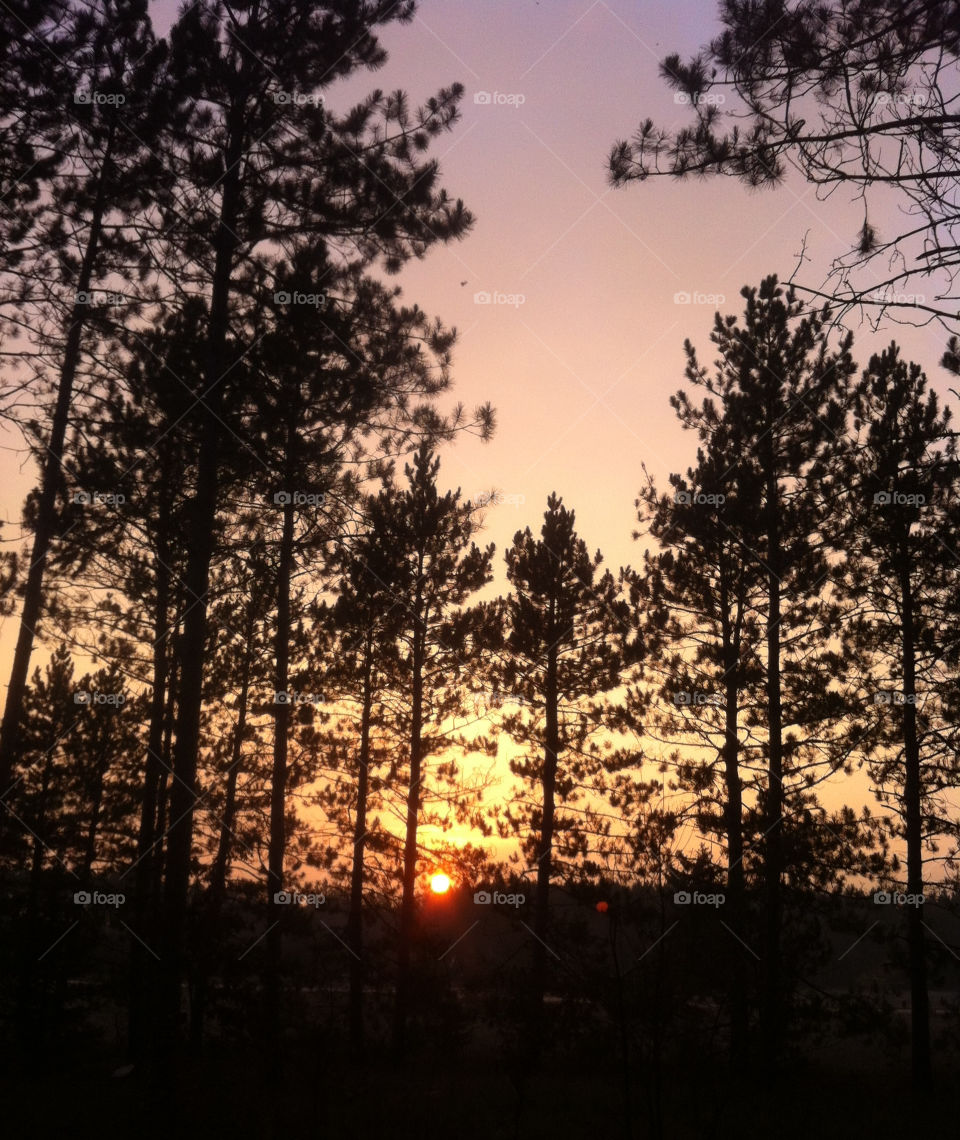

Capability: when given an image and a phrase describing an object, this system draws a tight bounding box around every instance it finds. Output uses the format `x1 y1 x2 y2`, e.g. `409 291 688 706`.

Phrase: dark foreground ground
2 1037 956 1140
4 889 959 1136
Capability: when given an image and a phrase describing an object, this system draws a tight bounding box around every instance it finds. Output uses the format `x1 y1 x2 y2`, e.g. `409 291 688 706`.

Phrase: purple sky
4 0 957 857
8 0 949 575
228 0 948 575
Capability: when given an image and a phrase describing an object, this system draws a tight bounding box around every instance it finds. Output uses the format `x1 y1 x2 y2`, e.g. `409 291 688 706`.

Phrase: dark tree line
1 1 959 1136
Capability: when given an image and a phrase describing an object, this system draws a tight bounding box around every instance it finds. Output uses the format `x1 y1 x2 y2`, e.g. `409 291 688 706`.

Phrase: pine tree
0 0 170 803
840 344 960 1089
630 410 765 1063
678 277 857 1069
153 0 476 1057
313 513 408 1054
367 444 495 1054
608 0 960 333
498 493 637 1057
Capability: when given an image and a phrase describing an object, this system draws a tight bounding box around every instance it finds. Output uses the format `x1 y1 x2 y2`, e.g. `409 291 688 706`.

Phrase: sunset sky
3 0 957 864
5 0 951 582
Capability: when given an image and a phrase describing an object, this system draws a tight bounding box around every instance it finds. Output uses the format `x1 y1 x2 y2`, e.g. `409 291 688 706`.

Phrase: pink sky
7 0 950 574
3 0 956 862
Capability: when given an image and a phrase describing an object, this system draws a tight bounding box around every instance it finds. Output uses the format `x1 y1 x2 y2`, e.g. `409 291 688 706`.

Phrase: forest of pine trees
2 2 960 1137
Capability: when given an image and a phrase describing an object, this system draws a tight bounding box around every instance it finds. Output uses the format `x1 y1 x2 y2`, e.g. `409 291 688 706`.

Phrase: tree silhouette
497 493 638 1058
630 408 765 1063
609 0 960 332
0 0 170 819
153 0 476 1060
841 344 960 1088
675 277 857 1069
311 511 408 1055
366 444 495 1055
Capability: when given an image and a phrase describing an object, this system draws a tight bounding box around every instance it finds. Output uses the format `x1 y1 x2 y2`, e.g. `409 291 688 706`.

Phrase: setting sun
430 873 451 894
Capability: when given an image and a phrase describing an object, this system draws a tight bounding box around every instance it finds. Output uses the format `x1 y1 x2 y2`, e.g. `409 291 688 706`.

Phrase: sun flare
430 873 451 894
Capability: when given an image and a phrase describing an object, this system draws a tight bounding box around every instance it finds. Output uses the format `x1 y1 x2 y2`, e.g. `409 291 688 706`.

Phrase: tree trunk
81 752 106 880
129 510 170 1062
723 677 747 1059
531 636 559 1057
210 605 256 902
899 556 931 1089
153 658 177 904
720 572 748 1064
265 491 295 1073
0 119 116 804
17 757 53 1048
191 600 256 1048
762 457 784 1071
348 629 374 1055
158 129 242 1061
394 583 426 1056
